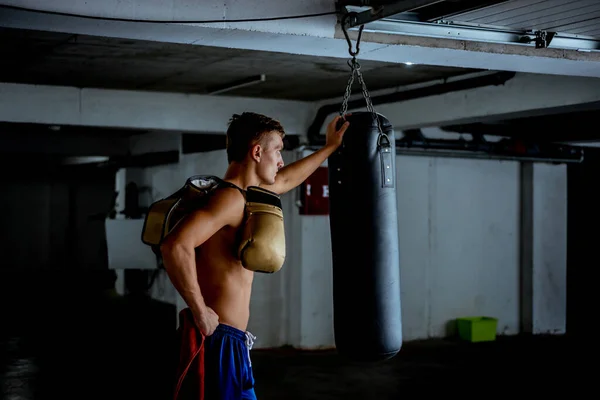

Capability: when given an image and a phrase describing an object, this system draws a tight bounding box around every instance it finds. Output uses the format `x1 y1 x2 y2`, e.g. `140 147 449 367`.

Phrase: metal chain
339 58 355 117
339 57 389 146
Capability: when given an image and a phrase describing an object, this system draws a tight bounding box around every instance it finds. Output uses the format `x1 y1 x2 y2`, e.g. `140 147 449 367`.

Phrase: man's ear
250 143 262 162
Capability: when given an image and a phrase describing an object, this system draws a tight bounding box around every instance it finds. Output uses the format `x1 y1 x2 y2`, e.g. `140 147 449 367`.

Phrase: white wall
533 164 567 334
401 156 521 339
111 147 567 348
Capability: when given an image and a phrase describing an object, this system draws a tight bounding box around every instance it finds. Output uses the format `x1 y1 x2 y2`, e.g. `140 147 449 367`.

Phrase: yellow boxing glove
238 186 286 273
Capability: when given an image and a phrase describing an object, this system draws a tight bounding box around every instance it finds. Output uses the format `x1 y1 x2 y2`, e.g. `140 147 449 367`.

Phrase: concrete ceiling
1 0 600 164
0 26 481 102
1 0 599 104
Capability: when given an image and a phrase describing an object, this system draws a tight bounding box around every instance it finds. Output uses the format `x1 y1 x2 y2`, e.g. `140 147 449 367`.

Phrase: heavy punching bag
328 111 402 362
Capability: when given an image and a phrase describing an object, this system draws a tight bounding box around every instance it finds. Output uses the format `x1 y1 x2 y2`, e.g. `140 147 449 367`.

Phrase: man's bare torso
195 217 254 332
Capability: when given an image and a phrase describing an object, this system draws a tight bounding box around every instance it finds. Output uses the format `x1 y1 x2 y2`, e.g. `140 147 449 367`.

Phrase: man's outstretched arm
264 115 350 195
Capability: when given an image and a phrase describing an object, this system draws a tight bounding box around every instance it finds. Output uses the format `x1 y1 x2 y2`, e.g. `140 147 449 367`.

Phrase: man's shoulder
208 185 246 213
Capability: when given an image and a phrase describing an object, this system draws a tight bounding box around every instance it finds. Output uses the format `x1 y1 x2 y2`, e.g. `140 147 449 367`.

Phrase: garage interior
0 0 595 398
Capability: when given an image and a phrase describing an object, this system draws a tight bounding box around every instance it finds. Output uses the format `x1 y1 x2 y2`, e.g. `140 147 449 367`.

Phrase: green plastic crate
457 316 498 342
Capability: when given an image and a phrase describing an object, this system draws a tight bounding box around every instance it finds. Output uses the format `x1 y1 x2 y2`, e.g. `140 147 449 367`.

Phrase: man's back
194 190 255 331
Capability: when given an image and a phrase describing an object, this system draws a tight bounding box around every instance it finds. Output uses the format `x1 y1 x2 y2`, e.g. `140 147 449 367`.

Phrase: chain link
339 57 389 146
339 58 355 117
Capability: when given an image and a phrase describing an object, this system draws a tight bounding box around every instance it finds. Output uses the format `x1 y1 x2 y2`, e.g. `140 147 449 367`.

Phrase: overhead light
404 62 415 65
208 74 267 95
62 156 110 165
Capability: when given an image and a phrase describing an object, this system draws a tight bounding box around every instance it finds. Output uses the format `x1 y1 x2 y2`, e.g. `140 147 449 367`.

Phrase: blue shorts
204 324 257 400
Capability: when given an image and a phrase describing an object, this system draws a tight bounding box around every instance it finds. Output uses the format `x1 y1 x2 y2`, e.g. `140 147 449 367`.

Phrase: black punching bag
328 111 402 362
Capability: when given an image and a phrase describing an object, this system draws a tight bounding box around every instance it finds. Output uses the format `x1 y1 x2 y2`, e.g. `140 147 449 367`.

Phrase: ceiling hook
341 12 364 57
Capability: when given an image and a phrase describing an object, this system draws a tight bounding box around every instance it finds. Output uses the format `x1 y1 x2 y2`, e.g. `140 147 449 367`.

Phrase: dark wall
567 146 600 339
0 164 116 273
0 162 119 321
0 163 177 400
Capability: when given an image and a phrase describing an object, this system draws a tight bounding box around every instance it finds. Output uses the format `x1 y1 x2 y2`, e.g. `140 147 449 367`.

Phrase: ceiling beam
372 72 600 131
0 82 316 135
308 71 600 137
0 124 132 156
308 70 515 144
1 5 599 79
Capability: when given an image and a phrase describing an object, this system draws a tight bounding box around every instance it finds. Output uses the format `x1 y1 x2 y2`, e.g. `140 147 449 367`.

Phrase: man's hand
325 115 350 149
194 306 220 336
260 114 351 195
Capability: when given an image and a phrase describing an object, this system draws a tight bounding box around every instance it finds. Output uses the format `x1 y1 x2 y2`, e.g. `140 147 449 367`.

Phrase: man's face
257 132 284 185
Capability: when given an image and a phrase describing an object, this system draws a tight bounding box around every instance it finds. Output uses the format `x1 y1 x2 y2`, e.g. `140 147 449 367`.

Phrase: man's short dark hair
226 112 285 163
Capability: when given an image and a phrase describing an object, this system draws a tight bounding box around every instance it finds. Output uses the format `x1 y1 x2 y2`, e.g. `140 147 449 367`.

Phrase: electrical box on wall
299 166 330 215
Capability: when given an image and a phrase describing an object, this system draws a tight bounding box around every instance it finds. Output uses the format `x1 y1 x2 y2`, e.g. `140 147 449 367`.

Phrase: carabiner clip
341 12 364 57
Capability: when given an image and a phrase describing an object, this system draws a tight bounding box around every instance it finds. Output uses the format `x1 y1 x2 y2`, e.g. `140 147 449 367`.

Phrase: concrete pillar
520 162 534 333
520 162 567 334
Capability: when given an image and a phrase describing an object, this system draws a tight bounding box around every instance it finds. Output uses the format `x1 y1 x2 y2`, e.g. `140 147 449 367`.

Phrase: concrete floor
1 322 569 399
1 271 571 400
251 334 569 399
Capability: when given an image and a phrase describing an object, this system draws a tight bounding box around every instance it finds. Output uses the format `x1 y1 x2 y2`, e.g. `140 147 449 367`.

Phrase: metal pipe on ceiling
306 67 584 164
306 70 516 146
394 129 584 163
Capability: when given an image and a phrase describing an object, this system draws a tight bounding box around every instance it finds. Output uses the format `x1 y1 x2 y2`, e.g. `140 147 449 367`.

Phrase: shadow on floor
0 270 177 400
1 271 571 399
250 334 570 399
